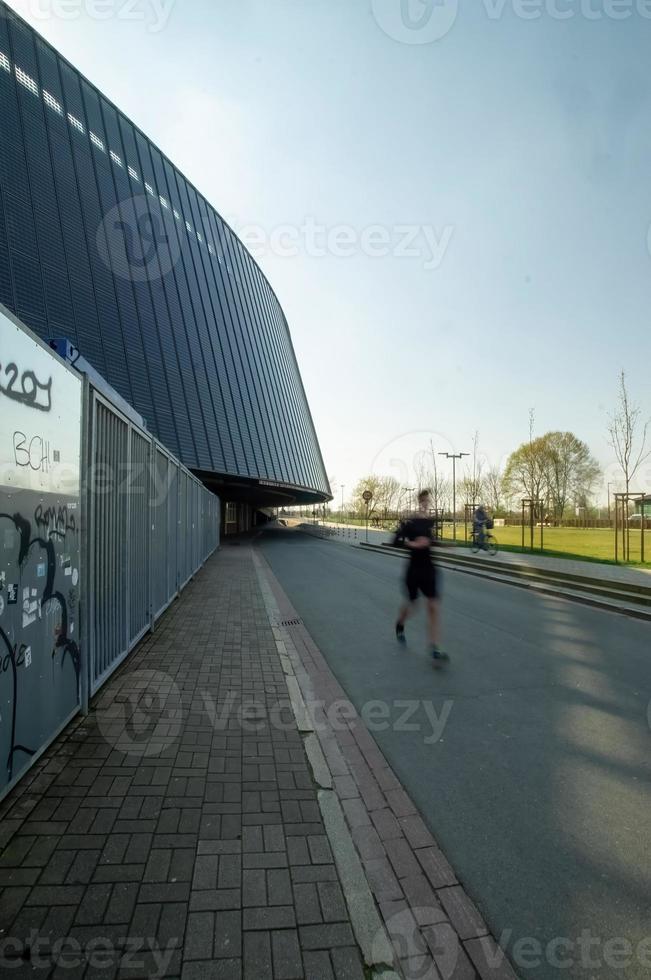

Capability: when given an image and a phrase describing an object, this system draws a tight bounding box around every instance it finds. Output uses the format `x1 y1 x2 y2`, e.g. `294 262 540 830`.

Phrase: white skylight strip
43 90 63 115
2 51 224 264
67 112 84 134
15 66 38 96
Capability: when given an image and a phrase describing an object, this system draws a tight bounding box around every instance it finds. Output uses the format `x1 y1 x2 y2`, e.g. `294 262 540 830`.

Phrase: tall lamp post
340 484 345 524
439 452 469 542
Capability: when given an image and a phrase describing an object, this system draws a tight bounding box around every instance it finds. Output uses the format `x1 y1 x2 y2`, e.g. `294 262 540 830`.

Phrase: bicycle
470 528 498 555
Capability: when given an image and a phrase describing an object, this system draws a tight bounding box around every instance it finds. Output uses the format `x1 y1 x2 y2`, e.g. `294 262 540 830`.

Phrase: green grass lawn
439 523 649 566
313 517 650 567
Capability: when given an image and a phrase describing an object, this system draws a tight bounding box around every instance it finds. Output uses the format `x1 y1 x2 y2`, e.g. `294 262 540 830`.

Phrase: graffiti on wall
0 309 82 793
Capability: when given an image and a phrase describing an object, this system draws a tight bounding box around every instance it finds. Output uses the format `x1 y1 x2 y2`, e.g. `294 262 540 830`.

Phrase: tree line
350 429 600 522
346 372 649 523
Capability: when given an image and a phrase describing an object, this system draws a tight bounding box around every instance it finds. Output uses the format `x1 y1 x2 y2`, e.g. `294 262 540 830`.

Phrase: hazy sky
7 0 651 502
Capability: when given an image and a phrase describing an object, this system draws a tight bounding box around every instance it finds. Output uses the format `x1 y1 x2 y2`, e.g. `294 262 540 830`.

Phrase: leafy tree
351 476 382 518
503 437 548 512
351 475 401 520
545 431 601 521
504 431 601 522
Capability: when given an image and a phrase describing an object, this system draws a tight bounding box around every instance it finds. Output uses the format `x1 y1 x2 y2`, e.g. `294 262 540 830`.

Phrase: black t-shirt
395 515 435 564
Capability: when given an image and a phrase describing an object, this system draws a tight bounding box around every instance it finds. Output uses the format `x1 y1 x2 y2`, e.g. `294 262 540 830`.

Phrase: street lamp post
340 484 345 524
439 452 469 542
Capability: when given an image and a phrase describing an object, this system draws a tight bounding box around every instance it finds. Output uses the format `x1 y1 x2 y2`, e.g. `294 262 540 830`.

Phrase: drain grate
280 618 302 627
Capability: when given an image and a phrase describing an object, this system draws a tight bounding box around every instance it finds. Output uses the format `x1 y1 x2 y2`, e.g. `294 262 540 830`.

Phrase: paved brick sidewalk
0 546 367 979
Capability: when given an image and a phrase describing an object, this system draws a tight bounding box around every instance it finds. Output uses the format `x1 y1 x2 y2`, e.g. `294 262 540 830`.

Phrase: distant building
636 495 651 517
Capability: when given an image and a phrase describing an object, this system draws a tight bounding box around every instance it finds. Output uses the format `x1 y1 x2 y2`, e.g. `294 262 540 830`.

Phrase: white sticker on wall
0 595 4 616
72 569 79 587
24 648 32 668
22 589 39 628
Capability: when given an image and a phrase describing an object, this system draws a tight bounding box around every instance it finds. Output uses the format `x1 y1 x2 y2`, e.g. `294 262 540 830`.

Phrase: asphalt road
258 528 651 980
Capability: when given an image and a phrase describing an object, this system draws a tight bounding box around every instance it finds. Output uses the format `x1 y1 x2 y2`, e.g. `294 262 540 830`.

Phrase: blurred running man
394 489 448 663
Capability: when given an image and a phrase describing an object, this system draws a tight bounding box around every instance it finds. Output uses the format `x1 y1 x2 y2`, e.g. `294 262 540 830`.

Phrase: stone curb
254 551 396 976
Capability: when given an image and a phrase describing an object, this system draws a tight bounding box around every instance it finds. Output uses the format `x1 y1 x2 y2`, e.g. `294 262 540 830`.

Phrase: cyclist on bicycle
473 504 489 549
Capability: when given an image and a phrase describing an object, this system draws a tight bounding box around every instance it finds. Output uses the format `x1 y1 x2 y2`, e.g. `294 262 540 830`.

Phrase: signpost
362 489 373 543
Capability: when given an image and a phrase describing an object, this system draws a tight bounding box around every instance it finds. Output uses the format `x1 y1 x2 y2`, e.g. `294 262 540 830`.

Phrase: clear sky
7 0 651 502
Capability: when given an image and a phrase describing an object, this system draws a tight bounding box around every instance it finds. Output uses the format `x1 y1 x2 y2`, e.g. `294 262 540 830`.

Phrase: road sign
362 490 373 503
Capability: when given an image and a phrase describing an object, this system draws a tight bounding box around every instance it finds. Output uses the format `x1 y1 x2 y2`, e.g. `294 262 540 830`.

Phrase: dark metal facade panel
0 1 330 500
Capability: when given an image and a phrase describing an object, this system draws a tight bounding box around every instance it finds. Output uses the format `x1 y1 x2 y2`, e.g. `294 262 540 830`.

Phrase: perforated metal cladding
0 2 330 501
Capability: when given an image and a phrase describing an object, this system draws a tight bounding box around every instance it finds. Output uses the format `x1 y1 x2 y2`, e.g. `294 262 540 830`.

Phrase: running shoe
431 646 449 662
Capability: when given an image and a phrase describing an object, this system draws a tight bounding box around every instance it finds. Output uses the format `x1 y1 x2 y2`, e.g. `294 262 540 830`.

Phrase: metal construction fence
0 306 219 799
85 388 220 699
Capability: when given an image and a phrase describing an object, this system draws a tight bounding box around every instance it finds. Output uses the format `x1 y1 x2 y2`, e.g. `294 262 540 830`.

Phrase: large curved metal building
0 2 330 524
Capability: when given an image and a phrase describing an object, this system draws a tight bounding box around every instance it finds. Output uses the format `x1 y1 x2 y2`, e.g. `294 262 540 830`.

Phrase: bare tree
484 462 505 513
379 476 402 519
426 441 450 515
608 370 650 498
462 431 484 509
608 372 650 559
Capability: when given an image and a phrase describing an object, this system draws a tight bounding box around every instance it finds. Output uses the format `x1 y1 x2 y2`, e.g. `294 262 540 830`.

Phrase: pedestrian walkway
0 546 366 979
0 541 517 980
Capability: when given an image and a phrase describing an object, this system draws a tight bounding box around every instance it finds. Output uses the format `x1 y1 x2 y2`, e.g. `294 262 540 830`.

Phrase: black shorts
405 562 438 602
